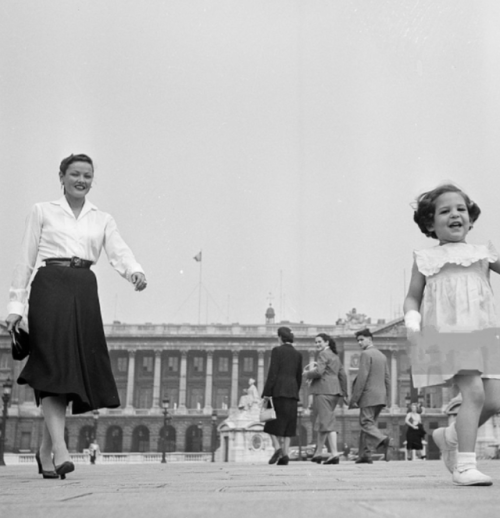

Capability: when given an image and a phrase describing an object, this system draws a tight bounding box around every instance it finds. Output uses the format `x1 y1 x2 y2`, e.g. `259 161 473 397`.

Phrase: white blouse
8 197 144 316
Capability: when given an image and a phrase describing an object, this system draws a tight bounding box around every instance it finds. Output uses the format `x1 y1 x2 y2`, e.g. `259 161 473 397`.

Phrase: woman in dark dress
405 403 425 460
6 154 147 479
262 326 303 465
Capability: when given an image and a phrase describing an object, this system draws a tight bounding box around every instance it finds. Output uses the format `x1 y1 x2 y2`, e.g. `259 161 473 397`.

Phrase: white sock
456 452 476 471
445 422 458 446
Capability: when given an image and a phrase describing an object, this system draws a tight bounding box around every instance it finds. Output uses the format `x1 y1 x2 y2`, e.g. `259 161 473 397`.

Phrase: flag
193 251 202 262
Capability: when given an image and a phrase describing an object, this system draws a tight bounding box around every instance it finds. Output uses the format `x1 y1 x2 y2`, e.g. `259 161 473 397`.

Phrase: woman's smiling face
428 191 471 244
60 161 94 201
314 336 327 351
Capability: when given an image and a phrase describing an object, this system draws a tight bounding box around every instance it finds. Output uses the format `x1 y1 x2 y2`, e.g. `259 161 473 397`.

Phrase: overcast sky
2 0 500 327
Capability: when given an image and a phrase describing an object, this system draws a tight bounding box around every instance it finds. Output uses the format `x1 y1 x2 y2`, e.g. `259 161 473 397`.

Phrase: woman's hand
131 272 147 291
6 313 22 332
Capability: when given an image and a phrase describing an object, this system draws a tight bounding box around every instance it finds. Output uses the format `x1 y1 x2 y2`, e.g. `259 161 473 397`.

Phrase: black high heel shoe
36 451 59 479
323 456 340 465
55 461 75 480
310 456 323 463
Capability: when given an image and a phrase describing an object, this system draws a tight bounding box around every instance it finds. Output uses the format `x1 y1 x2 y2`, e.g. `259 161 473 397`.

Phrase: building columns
391 350 398 409
125 350 136 410
230 350 239 409
257 350 265 394
204 350 214 414
152 349 162 410
178 351 188 412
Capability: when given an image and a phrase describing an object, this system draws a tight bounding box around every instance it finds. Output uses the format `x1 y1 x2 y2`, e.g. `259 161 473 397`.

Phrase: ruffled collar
414 242 498 276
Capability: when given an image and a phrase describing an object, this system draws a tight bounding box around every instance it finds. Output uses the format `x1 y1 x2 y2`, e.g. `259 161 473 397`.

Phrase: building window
168 356 179 372
163 388 179 409
218 357 229 372
0 353 10 369
188 387 204 409
214 387 229 409
117 357 128 372
142 356 153 373
136 386 153 408
193 356 204 373
20 432 31 451
242 357 254 372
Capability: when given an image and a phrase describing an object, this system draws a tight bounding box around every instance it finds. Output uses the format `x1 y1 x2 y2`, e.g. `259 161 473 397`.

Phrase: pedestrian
304 333 347 464
349 328 391 464
405 403 425 460
89 440 100 465
6 153 147 480
404 183 500 486
262 326 303 466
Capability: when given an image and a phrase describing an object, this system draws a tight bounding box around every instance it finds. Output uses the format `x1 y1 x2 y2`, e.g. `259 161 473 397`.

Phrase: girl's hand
131 272 147 291
6 314 22 333
404 310 421 333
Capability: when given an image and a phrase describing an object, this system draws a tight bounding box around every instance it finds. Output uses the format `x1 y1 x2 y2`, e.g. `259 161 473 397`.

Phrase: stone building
0 308 450 458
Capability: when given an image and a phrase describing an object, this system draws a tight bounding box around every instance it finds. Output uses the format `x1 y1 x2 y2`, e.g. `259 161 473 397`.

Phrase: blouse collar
52 196 98 219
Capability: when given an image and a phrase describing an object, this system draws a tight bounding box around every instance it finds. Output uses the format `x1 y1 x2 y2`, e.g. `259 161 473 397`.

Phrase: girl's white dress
410 242 500 388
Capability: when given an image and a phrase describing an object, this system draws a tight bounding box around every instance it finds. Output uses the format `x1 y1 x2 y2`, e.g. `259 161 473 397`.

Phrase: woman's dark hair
413 184 481 239
277 326 294 343
316 333 337 355
59 154 94 175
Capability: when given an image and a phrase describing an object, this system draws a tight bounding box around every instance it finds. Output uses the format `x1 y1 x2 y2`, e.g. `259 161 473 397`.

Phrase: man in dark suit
262 326 303 465
349 328 391 463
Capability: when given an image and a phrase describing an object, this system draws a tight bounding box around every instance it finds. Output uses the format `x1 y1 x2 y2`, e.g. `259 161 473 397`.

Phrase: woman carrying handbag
262 327 303 466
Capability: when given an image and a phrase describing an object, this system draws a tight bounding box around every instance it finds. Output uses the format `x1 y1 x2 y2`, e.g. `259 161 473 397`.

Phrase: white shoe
452 467 492 486
432 427 457 473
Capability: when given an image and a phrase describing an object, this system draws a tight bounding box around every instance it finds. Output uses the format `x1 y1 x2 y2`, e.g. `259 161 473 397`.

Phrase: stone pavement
1 459 500 518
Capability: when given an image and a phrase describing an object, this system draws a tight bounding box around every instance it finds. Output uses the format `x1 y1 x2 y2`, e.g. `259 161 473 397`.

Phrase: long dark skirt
406 424 425 450
18 266 120 415
263 397 298 437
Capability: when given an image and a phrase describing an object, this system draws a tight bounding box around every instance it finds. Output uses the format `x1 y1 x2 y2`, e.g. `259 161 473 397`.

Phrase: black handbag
10 327 30 361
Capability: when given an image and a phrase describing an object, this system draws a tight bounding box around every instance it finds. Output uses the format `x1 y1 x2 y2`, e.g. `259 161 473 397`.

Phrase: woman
6 154 147 479
405 403 425 460
304 333 347 464
262 326 303 466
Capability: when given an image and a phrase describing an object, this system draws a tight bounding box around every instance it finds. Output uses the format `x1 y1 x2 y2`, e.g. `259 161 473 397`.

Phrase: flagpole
198 251 203 325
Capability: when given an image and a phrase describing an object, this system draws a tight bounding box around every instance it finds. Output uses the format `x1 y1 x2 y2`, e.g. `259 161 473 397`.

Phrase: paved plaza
1 459 500 518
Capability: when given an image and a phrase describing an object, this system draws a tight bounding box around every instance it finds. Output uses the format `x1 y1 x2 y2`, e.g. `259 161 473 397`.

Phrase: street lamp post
297 401 304 461
211 410 217 462
93 410 99 441
161 397 170 463
197 421 203 453
0 378 13 467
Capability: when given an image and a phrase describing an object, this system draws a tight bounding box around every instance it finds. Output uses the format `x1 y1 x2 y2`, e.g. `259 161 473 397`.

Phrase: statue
238 378 261 411
345 307 368 329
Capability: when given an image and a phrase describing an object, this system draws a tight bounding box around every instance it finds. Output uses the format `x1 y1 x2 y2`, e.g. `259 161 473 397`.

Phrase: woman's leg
314 432 327 457
282 436 291 456
454 374 485 452
39 421 54 470
41 395 71 466
326 432 338 457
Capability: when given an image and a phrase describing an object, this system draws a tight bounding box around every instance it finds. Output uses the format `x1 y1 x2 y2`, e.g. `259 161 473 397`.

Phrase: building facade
0 309 451 459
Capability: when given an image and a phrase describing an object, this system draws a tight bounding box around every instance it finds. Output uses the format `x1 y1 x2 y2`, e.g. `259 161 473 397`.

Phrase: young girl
404 184 500 486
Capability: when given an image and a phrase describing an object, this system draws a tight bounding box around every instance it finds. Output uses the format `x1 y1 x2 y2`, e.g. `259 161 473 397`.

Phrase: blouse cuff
7 301 25 317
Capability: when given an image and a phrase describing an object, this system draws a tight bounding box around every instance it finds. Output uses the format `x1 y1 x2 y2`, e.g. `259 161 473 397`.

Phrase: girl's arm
489 257 500 275
403 260 426 332
403 260 426 313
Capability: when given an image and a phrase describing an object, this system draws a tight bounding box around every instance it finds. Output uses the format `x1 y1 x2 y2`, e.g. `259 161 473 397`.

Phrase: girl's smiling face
428 191 471 244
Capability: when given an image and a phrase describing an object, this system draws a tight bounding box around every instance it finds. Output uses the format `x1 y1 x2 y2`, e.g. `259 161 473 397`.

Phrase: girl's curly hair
413 184 481 239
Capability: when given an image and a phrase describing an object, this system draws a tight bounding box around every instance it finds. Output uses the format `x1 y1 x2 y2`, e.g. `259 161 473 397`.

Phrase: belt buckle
70 256 82 268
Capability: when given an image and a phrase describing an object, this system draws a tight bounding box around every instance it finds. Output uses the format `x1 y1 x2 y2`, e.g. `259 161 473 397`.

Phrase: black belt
44 257 93 269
